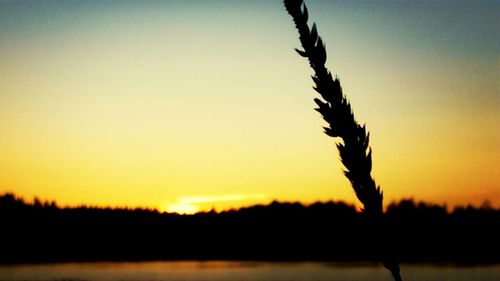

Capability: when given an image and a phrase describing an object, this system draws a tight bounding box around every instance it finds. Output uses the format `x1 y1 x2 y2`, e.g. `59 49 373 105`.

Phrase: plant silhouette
283 0 401 280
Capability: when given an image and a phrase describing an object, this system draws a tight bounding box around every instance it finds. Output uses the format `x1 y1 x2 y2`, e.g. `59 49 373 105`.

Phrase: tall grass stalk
283 0 402 280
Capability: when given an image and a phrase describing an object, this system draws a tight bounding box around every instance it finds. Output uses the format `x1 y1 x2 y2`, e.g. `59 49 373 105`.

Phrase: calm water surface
0 261 498 281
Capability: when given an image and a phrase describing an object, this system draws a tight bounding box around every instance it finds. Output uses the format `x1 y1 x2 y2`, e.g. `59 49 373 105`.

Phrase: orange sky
0 1 498 213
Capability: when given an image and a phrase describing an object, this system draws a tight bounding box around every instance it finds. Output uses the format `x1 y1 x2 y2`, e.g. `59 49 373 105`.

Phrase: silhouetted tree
0 193 498 264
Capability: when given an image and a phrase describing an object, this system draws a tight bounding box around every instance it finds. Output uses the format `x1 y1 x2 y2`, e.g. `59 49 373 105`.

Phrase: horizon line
1 192 496 215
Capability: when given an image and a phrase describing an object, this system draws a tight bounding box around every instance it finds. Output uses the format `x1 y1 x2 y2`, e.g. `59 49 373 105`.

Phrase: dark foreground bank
0 193 498 264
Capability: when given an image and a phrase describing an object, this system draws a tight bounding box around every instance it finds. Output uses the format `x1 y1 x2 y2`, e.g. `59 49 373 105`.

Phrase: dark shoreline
1 260 499 267
1 193 499 265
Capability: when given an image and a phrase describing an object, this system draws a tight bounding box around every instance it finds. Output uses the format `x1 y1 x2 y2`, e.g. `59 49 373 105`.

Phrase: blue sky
0 0 498 211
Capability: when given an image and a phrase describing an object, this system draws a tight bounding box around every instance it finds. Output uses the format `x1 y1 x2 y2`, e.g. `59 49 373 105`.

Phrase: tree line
0 193 498 264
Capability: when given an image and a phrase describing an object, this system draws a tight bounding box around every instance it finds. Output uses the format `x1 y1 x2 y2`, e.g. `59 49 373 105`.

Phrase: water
0 261 498 281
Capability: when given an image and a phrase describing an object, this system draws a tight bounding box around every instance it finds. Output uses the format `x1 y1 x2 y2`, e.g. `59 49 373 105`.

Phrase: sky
0 0 498 213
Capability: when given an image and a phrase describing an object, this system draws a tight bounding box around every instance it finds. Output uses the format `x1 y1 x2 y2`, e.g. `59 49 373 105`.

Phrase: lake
0 261 498 281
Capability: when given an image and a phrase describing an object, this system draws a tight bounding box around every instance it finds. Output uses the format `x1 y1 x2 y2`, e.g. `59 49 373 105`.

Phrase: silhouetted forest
0 193 498 264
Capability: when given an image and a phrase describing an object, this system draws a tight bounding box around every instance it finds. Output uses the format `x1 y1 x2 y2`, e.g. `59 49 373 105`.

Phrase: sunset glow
163 194 268 213
0 1 498 211
165 203 199 215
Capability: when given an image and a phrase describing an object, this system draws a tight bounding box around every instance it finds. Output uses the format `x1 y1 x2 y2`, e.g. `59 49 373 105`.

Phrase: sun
163 203 199 215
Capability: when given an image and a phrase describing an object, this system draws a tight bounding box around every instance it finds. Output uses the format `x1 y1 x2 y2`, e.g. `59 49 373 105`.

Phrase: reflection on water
0 261 498 281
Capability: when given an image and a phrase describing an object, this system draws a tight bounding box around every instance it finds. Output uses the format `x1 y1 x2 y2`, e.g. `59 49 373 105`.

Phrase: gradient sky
1 0 498 213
